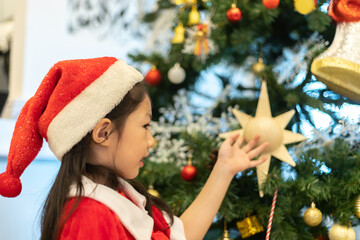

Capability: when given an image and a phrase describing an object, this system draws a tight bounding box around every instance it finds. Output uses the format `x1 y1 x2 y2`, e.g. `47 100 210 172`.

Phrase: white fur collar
68 176 186 240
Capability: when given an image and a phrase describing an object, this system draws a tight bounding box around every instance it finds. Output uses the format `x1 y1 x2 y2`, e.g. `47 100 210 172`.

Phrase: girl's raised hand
179 134 269 239
216 134 269 176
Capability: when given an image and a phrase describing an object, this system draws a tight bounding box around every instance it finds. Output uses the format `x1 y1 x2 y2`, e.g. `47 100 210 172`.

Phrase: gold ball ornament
329 224 355 240
244 117 283 154
252 58 266 76
294 0 317 15
355 195 360 218
148 185 160 198
303 202 322 227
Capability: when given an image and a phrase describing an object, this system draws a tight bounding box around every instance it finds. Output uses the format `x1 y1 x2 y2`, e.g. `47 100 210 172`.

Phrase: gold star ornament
220 81 306 197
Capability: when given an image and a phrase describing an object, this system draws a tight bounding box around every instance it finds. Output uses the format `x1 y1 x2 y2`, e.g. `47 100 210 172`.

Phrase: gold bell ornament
236 214 264 238
329 224 356 240
147 184 160 198
218 220 232 240
311 0 360 103
188 4 200 26
172 22 185 44
303 202 322 227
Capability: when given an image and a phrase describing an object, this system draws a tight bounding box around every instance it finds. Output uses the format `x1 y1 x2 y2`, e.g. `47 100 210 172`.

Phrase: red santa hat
0 57 144 198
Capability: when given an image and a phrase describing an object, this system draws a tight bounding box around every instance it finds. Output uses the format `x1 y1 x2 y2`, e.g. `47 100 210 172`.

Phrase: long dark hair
40 82 174 240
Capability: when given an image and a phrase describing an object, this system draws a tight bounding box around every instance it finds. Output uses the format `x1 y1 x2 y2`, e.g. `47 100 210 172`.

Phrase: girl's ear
91 118 113 146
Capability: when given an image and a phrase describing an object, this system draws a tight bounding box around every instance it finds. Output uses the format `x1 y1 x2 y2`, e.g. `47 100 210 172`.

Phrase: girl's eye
144 124 151 129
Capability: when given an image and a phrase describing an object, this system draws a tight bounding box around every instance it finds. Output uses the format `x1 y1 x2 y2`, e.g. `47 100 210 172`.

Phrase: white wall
22 0 140 101
3 0 147 119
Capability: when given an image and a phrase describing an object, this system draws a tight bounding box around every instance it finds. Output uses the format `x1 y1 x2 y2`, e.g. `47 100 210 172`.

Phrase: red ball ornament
145 66 162 86
227 4 242 22
181 162 198 181
263 0 280 9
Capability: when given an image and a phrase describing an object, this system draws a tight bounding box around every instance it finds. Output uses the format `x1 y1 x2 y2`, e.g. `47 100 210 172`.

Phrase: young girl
0 57 268 240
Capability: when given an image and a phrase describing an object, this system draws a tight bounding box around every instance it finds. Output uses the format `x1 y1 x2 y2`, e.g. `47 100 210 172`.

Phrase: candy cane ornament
265 187 278 240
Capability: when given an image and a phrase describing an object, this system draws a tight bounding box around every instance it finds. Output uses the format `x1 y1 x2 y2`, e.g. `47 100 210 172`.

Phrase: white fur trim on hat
47 60 143 160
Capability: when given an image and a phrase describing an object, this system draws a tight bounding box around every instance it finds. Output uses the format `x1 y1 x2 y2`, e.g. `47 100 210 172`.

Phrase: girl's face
110 95 154 179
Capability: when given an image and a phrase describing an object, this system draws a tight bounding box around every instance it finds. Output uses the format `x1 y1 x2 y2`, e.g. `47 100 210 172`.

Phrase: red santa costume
0 57 187 240
61 176 186 240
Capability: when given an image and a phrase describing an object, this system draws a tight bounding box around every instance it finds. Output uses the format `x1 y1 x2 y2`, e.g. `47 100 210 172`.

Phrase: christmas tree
127 0 360 239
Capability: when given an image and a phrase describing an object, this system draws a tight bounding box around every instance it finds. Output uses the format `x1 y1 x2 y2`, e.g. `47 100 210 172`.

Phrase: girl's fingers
247 142 269 159
234 135 244 148
224 133 240 146
242 135 261 153
248 155 268 168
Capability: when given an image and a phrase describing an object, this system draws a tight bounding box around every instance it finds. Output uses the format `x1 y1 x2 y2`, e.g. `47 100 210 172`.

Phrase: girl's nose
148 132 155 148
